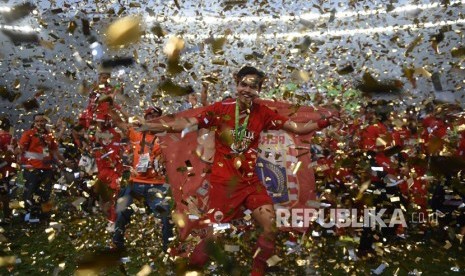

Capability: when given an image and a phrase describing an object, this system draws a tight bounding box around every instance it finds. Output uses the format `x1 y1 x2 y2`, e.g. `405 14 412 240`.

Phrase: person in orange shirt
18 113 70 222
111 106 173 251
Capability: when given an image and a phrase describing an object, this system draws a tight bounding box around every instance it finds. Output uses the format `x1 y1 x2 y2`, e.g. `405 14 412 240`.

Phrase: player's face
33 115 47 131
236 74 261 108
98 73 111 85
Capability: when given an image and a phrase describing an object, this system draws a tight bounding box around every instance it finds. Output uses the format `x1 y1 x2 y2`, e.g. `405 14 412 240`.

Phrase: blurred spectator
17 113 71 222
78 66 124 129
111 106 174 251
179 82 209 111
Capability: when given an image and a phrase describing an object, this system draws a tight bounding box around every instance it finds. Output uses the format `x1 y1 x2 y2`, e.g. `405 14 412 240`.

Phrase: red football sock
251 235 275 276
189 238 210 268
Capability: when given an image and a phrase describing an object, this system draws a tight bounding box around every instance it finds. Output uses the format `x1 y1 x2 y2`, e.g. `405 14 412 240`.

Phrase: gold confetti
0 256 16 267
0 234 7 243
405 34 423 57
67 21 77 34
224 244 240 252
163 36 185 60
39 39 55 50
451 46 465 58
375 137 387 147
13 79 20 89
414 67 432 78
136 264 152 276
172 212 186 228
233 157 242 169
292 161 302 175
105 16 142 48
266 255 282 266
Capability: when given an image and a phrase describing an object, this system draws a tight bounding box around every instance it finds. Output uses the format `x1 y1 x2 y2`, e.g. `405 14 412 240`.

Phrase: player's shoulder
220 98 236 106
208 98 235 110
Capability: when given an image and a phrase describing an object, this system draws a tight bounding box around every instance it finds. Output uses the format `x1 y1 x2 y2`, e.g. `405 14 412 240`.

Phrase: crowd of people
0 64 464 275
309 95 465 254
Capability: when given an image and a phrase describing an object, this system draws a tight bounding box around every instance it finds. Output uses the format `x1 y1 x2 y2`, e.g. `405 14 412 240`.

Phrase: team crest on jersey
256 130 300 207
229 128 254 153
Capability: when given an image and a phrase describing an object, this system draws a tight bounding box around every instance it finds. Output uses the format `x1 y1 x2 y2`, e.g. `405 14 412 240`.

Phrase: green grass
0 194 464 275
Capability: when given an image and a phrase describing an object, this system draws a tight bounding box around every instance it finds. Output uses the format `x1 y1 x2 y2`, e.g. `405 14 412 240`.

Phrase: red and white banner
158 99 330 227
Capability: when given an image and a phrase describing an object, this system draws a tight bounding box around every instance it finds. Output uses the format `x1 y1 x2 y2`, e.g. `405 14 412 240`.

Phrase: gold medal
233 156 242 169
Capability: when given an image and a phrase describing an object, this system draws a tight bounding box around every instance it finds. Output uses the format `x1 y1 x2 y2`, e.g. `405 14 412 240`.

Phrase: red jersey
93 127 123 172
420 116 448 154
127 127 164 184
0 132 12 151
360 122 388 151
79 84 121 127
421 116 447 141
19 128 58 169
392 126 411 147
196 99 288 184
314 155 334 180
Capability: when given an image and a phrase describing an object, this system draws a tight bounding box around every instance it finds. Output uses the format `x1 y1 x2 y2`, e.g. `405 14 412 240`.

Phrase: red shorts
207 178 273 223
97 168 120 190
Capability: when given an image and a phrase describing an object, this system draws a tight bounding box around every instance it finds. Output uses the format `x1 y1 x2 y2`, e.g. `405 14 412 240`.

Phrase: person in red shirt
77 67 126 229
143 66 333 276
78 67 124 129
18 113 70 222
359 108 389 152
111 106 173 251
420 105 449 156
0 117 16 223
92 122 123 227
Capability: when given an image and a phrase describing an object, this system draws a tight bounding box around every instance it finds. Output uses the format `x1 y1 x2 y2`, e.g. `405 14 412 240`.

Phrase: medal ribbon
234 99 250 146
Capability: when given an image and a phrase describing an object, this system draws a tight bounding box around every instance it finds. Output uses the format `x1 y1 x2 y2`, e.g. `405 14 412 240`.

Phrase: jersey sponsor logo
229 129 255 153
